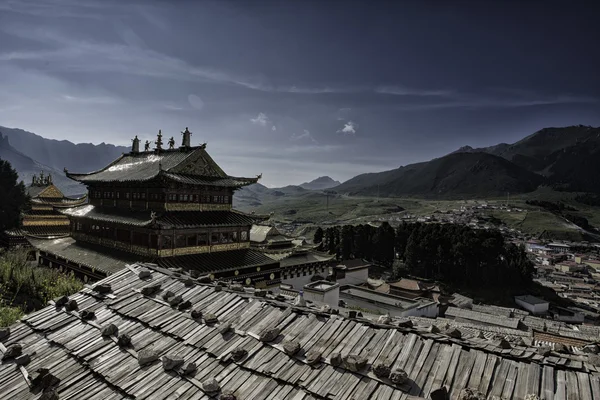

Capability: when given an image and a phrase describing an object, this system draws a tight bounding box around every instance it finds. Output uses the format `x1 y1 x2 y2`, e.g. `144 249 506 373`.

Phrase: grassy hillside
334 152 542 198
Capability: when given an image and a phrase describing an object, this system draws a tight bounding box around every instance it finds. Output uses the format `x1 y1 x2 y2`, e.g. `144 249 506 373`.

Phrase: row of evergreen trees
314 222 533 288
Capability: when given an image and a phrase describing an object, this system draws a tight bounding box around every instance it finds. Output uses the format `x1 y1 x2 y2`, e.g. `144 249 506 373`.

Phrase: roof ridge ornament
144 140 151 152
155 129 163 152
181 127 192 148
131 135 140 153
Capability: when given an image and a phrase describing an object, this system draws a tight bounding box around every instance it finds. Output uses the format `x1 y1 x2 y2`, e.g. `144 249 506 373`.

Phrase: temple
34 128 280 287
250 225 335 288
1 172 87 249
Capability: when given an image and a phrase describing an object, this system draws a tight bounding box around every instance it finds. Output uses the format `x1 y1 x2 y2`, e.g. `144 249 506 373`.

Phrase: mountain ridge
333 125 600 197
299 176 341 190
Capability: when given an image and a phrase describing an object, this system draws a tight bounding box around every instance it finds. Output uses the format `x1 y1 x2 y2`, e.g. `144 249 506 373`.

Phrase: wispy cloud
0 0 109 19
250 112 270 126
376 86 455 97
271 125 277 131
394 94 598 111
291 129 317 143
338 121 357 135
60 94 118 104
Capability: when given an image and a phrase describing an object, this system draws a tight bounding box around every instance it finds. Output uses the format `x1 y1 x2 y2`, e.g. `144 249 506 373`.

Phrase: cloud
338 121 357 135
271 125 276 131
188 94 204 110
60 94 118 104
291 129 317 143
376 86 455 97
0 0 109 19
393 94 599 111
250 112 269 126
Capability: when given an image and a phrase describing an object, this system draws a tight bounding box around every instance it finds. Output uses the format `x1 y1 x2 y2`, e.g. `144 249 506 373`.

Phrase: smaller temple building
250 224 335 289
1 172 87 249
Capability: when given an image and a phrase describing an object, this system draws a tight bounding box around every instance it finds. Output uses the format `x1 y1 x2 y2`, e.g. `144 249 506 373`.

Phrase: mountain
335 125 600 198
0 126 128 173
334 152 543 198
469 125 600 192
299 176 341 190
0 132 84 195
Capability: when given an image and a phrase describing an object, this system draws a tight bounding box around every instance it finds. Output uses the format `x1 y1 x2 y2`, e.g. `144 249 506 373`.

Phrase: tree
313 227 324 246
0 160 29 232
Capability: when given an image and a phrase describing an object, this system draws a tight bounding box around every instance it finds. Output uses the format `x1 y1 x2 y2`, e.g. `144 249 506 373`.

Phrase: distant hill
334 152 543 198
335 125 600 198
0 126 128 173
467 125 600 193
299 176 341 190
0 132 84 195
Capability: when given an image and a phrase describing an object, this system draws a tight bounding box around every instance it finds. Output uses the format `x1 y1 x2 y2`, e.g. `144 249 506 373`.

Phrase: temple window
198 233 208 246
140 192 146 200
193 194 199 202
213 195 219 203
132 232 147 246
116 229 129 242
186 234 196 247
161 235 172 249
175 234 186 248
224 195 229 203
241 231 248 241
168 193 176 201
182 194 189 202
211 232 219 244
125 192 130 199
219 232 227 243
232 231 238 242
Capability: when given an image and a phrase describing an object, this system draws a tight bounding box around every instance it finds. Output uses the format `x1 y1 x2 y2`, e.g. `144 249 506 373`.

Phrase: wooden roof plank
488 359 511 399
526 362 542 398
577 371 594 400
500 361 519 400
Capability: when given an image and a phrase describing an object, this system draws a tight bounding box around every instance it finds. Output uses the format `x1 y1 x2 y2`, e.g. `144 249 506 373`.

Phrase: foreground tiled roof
61 205 262 228
2 264 600 399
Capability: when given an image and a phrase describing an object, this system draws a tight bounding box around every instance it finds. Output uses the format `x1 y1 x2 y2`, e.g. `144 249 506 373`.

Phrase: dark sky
1 0 599 186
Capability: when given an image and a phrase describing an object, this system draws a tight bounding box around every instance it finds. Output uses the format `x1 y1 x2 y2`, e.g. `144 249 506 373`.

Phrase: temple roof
157 248 279 273
28 237 139 275
31 194 88 208
250 225 282 243
60 205 265 228
22 225 71 239
65 145 260 187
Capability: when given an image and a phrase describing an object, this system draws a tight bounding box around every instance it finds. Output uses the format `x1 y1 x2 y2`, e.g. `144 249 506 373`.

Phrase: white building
514 295 549 314
339 285 438 318
302 281 340 309
332 259 370 286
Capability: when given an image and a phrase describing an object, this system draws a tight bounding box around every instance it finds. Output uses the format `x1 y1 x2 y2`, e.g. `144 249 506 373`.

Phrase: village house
514 295 550 315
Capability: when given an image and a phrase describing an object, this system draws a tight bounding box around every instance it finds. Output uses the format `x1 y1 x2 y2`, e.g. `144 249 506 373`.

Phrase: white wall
340 295 438 318
515 298 549 314
555 313 585 323
282 274 314 290
304 287 339 309
336 268 369 286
